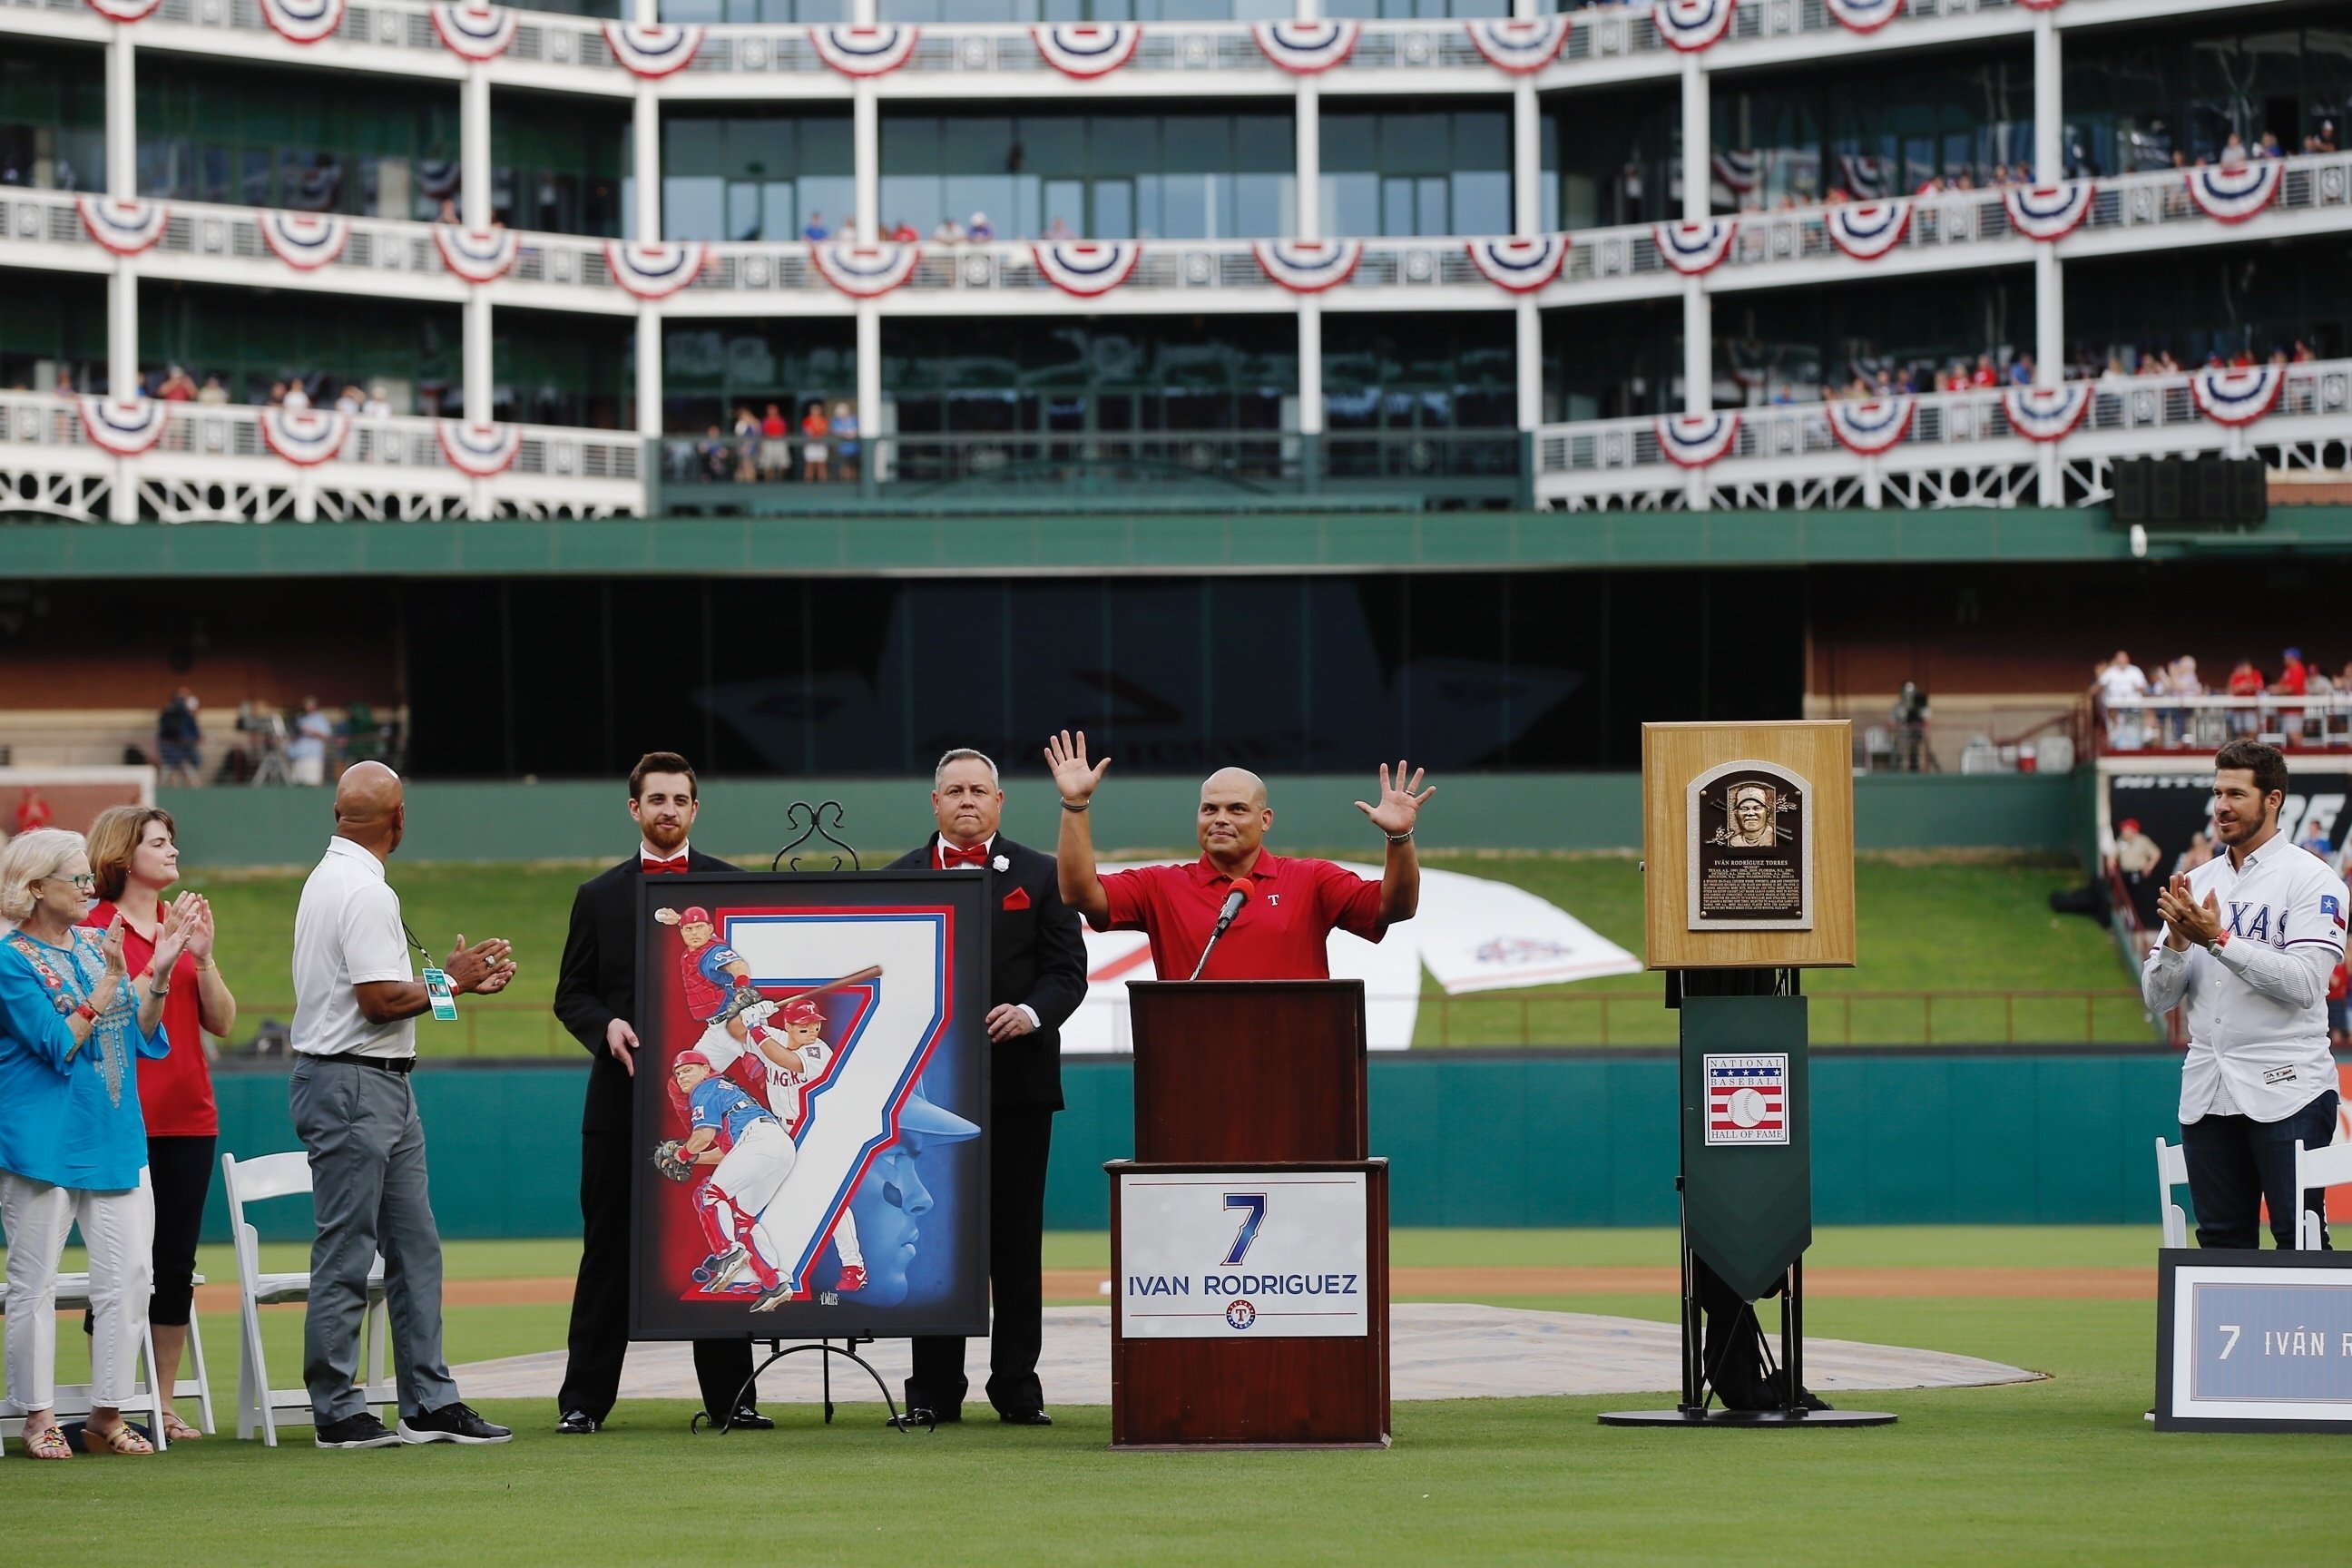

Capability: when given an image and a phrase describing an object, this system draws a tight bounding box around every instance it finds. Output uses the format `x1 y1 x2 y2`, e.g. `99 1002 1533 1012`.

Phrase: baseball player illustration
692 995 869 1292
656 1050 801 1314
654 905 767 1054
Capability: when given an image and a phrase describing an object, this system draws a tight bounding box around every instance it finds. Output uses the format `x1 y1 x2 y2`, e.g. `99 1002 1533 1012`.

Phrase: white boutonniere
992 855 1010 872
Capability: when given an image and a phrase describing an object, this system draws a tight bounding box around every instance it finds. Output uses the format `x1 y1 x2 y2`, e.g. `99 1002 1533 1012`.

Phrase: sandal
22 1424 72 1461
83 1421 155 1456
161 1412 204 1443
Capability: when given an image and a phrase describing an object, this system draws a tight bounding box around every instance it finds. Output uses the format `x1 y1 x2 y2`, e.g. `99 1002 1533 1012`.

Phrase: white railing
0 392 643 523
2099 695 2352 755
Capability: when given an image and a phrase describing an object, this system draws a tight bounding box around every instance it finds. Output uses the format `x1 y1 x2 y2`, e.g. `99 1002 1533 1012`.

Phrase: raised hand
446 935 517 995
99 912 129 977
153 891 199 971
1045 730 1111 806
181 894 216 964
1354 760 1436 838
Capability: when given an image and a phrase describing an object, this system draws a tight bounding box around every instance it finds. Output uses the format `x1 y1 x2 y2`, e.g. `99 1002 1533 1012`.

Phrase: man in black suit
551 751 762 1435
889 748 1087 1426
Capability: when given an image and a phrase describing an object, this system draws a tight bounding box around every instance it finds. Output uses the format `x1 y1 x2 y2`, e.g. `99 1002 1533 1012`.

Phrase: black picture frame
2155 1247 2352 1434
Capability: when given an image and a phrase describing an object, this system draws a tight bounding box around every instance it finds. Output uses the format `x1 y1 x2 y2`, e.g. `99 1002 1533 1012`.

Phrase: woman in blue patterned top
0 828 184 1459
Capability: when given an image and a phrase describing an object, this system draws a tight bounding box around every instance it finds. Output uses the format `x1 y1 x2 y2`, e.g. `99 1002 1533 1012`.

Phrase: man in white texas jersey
697 996 867 1292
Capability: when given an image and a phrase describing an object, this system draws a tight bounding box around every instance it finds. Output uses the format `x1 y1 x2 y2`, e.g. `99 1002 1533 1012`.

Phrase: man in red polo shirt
1044 730 1435 979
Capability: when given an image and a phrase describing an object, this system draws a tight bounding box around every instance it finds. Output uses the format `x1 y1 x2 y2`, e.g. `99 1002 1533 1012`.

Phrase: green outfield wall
160 770 2082 865
201 1049 2180 1244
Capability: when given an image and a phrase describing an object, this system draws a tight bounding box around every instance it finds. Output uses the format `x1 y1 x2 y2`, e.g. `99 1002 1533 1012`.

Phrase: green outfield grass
173 851 2136 1056
6 1227 2337 1567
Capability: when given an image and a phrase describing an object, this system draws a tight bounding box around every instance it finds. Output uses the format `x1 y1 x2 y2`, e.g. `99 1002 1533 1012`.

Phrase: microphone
1187 882 1250 981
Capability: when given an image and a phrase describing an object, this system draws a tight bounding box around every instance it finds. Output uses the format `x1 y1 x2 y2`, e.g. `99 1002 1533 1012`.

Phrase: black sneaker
315 1412 401 1450
555 1409 600 1436
398 1402 514 1446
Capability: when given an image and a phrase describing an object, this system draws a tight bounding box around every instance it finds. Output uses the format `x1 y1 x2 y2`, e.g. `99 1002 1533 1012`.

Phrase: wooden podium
1107 980 1391 1449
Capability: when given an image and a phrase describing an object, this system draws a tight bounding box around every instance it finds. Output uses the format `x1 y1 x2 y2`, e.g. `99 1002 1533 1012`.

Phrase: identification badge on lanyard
421 967 459 1023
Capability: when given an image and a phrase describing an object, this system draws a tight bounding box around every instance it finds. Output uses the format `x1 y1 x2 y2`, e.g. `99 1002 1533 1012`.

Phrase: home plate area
453 1303 2038 1405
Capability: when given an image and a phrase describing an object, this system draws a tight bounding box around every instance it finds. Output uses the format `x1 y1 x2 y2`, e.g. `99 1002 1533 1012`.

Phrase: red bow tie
643 855 689 875
939 843 988 869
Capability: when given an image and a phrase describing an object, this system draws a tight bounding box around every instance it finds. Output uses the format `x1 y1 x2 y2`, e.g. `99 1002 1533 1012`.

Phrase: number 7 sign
1221 1193 1267 1266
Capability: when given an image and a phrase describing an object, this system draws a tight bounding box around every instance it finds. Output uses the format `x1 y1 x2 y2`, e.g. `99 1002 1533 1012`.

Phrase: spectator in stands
335 384 364 416
932 214 966 243
2259 133 2282 160
2271 647 2308 698
2220 132 2248 167
196 376 228 406
1971 354 1998 388
699 426 730 484
82 806 235 1446
2093 650 2151 747
2112 817 2164 927
802 211 829 242
157 687 203 786
363 385 391 419
14 787 52 837
287 697 334 788
2298 815 2332 859
284 377 311 412
889 218 919 243
801 400 831 483
968 211 996 242
2175 830 2214 876
834 402 859 483
0 827 184 1460
1044 215 1075 240
2225 657 2265 737
731 407 760 484
759 403 789 481
159 366 196 402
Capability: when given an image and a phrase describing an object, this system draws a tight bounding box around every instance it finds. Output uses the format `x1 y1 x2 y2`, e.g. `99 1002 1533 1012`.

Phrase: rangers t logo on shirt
1705 1054 1789 1145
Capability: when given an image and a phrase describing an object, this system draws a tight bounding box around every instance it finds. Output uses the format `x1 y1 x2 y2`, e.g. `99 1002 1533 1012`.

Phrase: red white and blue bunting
2185 162 2282 224
1252 238 1364 294
603 21 703 78
259 407 353 467
1465 17 1569 74
2190 365 2284 427
1821 0 1902 34
258 0 345 45
603 240 706 300
2002 182 2095 242
1652 0 1735 54
1824 199 1912 261
1656 411 1740 468
431 2 517 63
77 195 168 256
1465 236 1568 293
433 224 519 284
1033 24 1140 79
2003 383 2092 443
258 211 350 271
1033 240 1142 298
436 419 523 478
1251 20 1358 74
1824 396 1915 456
808 24 918 77
810 240 922 299
1651 219 1737 276
2016 0 2065 9
81 0 162 22
78 397 170 457
1711 149 1759 201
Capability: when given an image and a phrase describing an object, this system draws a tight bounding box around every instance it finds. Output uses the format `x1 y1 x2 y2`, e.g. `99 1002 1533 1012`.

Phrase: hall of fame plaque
1686 760 1813 931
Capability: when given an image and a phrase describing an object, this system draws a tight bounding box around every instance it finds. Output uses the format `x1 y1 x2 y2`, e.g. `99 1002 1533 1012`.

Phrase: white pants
0 1167 154 1415
289 753 326 787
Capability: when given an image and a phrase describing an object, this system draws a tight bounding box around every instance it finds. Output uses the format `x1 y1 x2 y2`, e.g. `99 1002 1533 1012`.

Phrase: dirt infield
192 1264 2150 1313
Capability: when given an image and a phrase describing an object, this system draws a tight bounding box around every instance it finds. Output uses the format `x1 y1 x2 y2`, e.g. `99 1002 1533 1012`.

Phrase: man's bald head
1202 768 1268 811
334 761 407 857
1197 768 1272 867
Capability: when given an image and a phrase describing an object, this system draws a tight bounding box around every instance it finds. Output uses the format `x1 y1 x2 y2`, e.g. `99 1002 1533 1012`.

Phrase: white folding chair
220 1151 393 1445
2155 1137 2190 1250
2292 1140 2352 1251
0 1271 170 1453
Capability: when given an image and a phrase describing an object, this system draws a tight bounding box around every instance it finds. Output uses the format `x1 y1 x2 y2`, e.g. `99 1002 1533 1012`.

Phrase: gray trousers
289 1055 457 1422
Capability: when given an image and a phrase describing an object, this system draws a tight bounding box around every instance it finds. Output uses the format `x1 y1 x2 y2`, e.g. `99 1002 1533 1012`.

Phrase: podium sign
1682 997 1812 1303
2158 1250 2352 1432
1116 1171 1370 1340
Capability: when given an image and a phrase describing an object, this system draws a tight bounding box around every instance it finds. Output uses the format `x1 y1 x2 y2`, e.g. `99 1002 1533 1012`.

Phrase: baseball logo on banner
603 21 704 77
1704 1054 1788 1146
1821 0 1902 33
78 397 170 457
257 0 345 44
603 240 707 299
81 0 163 22
258 211 350 271
1250 20 1358 74
1824 199 1912 260
2003 382 2092 442
1033 24 1141 79
1824 396 1915 456
808 24 919 76
1465 235 1568 292
1033 240 1142 298
2002 181 2096 242
431 1 518 62
1252 238 1364 293
810 240 923 299
77 195 168 256
2190 366 2285 427
1652 0 1735 53
1652 218 1738 276
260 407 353 467
2185 162 2282 224
436 420 523 477
1656 411 1741 468
433 224 519 284
1465 16 1569 74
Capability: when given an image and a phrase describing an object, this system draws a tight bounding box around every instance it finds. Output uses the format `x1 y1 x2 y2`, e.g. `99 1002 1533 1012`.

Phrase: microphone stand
1187 889 1249 981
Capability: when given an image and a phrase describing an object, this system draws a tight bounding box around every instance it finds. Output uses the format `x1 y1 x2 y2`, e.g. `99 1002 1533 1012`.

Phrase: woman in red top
83 806 237 1442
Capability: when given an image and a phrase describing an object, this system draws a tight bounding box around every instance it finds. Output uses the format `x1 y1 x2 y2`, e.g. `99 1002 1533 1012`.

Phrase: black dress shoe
729 1406 775 1431
998 1408 1054 1426
555 1410 600 1435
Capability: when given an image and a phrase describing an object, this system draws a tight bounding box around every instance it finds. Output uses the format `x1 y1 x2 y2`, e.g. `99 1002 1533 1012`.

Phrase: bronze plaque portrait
1686 761 1813 931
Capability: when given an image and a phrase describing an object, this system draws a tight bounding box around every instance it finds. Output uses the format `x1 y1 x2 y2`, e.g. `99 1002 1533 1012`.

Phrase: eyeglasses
43 874 97 892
